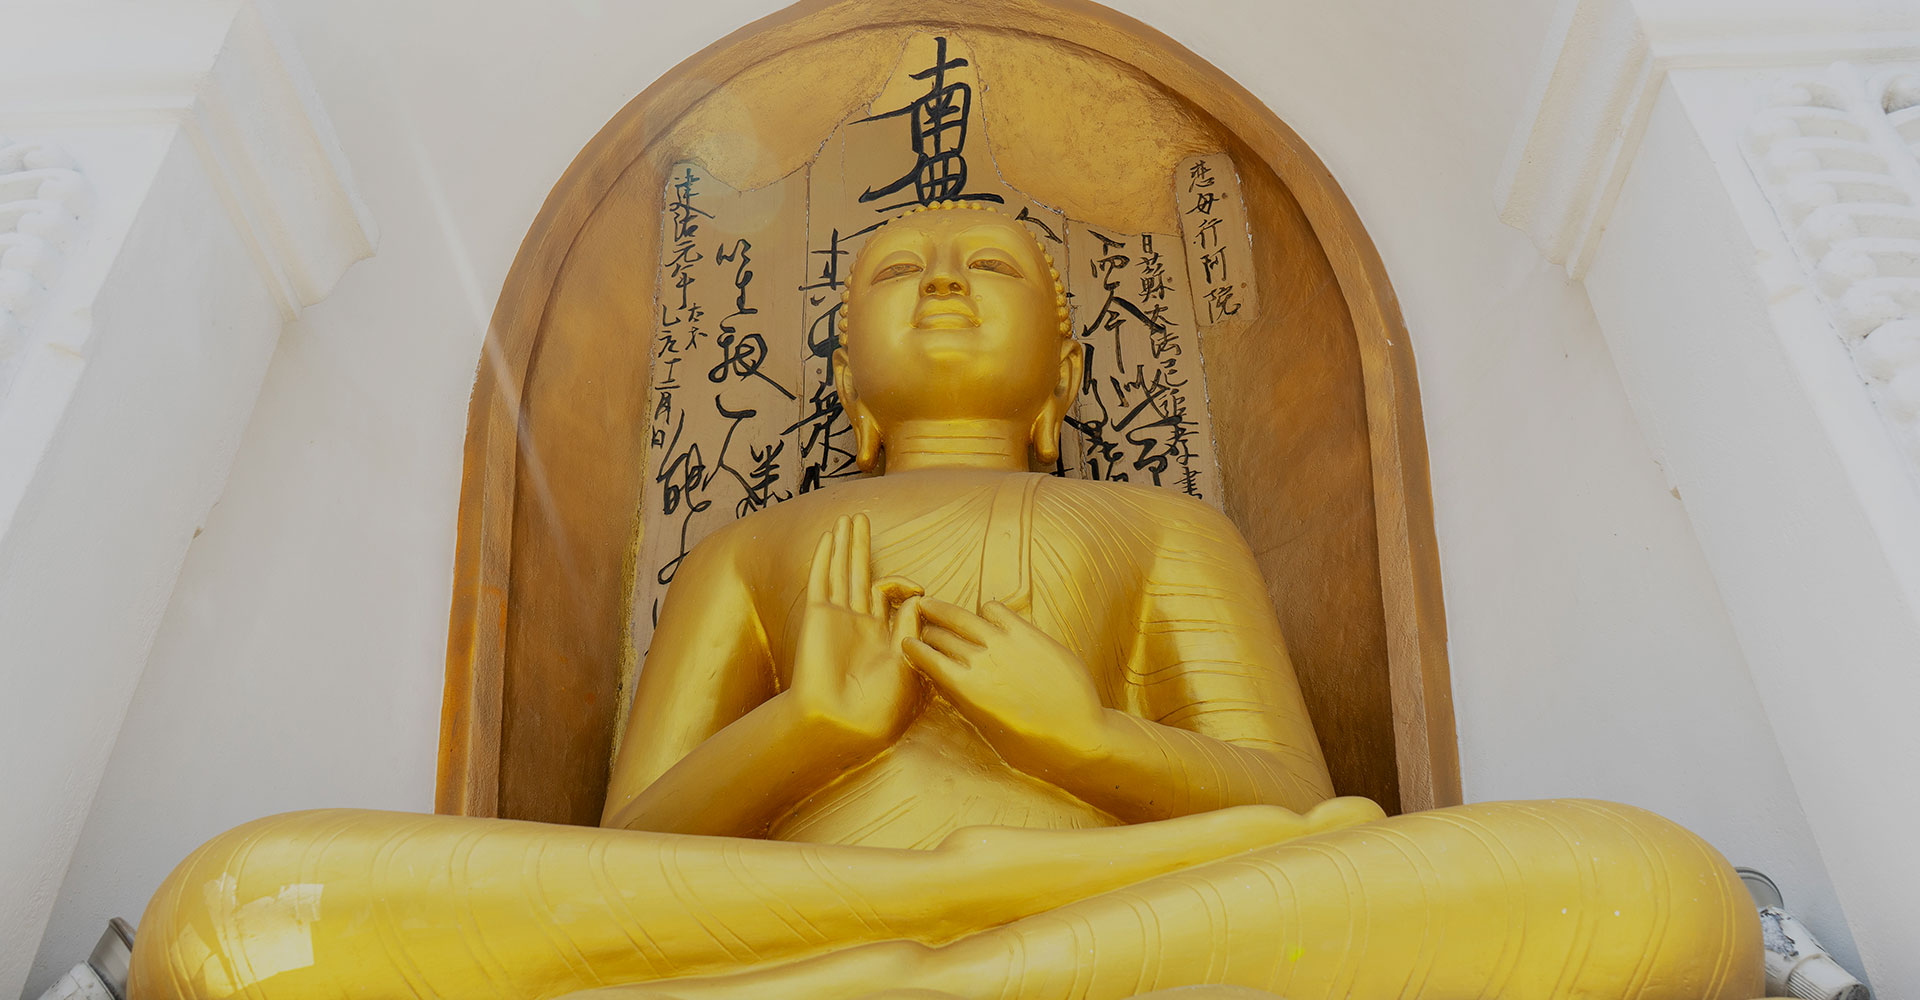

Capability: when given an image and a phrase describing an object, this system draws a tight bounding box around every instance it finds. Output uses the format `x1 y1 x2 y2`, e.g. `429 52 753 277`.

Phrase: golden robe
129 475 1764 999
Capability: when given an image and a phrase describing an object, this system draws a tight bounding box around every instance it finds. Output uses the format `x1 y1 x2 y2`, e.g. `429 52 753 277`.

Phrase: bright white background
24 0 1895 993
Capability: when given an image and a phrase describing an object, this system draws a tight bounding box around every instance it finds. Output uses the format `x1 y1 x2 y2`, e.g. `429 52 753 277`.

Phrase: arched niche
437 0 1457 825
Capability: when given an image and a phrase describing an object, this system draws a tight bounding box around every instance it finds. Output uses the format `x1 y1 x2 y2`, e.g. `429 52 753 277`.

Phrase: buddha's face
836 209 1078 458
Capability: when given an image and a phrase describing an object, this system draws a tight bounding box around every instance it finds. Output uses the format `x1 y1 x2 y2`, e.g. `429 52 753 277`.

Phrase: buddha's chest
755 475 1151 676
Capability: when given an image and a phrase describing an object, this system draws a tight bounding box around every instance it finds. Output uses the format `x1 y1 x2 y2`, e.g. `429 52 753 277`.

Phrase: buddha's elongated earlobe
851 408 882 473
1030 340 1085 468
1029 411 1062 468
833 347 883 473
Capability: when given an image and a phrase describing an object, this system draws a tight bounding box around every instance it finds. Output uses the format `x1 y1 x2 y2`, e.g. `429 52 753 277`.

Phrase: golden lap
130 186 1767 1000
130 800 1762 1000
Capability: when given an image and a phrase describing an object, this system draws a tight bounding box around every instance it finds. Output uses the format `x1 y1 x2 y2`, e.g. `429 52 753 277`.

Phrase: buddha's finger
850 514 873 614
981 601 1043 635
828 514 852 606
980 601 1018 625
873 577 923 622
920 624 980 660
807 529 834 602
917 598 996 644
903 636 964 679
889 594 925 641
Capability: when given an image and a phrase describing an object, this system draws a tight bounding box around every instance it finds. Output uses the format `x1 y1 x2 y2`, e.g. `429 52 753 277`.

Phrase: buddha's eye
968 257 1022 277
872 262 923 282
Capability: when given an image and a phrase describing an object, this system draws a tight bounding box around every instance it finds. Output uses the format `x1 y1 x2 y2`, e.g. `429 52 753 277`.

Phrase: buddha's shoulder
682 493 818 560
681 477 890 561
1036 476 1241 540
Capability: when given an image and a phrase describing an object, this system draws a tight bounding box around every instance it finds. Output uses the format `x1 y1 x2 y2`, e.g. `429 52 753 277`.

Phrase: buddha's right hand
786 513 924 751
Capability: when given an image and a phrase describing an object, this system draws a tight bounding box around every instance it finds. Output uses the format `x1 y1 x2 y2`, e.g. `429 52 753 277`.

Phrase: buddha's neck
882 419 1029 474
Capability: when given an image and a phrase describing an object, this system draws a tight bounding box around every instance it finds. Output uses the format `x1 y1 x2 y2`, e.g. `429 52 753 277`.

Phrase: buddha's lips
914 301 981 329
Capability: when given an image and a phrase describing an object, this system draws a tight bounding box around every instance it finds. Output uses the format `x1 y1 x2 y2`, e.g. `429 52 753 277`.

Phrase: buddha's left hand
906 598 1335 821
905 598 1110 773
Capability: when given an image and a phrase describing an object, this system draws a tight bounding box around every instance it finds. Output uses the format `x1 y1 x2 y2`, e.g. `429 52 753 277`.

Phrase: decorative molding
0 139 87 402
1745 62 1920 467
0 0 375 318
1495 0 1654 276
1497 0 1920 276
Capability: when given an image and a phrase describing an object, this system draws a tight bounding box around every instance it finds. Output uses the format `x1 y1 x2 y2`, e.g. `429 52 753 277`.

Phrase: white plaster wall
1126 0 1857 970
25 0 1860 991
1637 0 1915 37
1584 72 1919 991
1 125 286 997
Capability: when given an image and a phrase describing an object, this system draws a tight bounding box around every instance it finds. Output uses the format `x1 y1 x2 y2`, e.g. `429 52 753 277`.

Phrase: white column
1501 0 1920 991
0 3 372 994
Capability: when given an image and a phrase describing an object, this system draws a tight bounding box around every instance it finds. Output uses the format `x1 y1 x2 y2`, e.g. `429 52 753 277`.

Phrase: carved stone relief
1746 63 1920 468
0 140 87 402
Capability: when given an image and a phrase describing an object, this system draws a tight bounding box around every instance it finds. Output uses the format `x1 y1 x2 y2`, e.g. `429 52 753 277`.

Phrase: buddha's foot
931 796 1382 860
1300 794 1387 832
130 801 1761 1000
1121 982 1290 990
127 803 1377 1000
587 986 1294 1000
582 800 1763 1000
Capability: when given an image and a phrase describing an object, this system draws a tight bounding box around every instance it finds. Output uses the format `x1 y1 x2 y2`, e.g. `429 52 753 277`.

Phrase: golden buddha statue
127 203 1765 1000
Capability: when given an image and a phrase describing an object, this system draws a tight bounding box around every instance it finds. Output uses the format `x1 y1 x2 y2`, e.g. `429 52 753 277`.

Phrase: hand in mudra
788 513 924 749
905 598 1111 771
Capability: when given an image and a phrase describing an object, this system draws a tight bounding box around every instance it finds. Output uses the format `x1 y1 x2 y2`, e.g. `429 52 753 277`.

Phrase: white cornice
1497 0 1920 277
0 1 376 317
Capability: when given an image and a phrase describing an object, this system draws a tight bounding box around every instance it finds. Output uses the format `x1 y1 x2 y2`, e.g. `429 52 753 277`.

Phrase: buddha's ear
1030 339 1085 468
832 347 883 473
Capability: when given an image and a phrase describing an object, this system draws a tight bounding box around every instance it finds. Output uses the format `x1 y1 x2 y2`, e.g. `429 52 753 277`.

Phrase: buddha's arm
908 502 1336 822
1113 502 1338 815
598 534 844 836
603 517 921 837
605 688 850 837
600 533 789 835
1050 700 1333 821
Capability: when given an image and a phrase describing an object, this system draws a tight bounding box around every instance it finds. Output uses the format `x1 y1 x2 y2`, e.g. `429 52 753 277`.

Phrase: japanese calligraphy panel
636 164 805 652
457 9 1455 825
1064 224 1222 503
1177 152 1260 327
635 34 1253 654
795 33 1070 496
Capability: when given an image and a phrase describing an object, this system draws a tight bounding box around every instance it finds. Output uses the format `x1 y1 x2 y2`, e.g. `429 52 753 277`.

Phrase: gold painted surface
663 26 1222 236
968 30 1216 235
131 801 1766 1000
1202 143 1401 820
625 33 1241 732
133 210 1764 1000
440 0 1456 825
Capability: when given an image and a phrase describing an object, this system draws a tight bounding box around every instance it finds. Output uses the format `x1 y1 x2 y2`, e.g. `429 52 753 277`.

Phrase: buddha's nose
923 272 967 296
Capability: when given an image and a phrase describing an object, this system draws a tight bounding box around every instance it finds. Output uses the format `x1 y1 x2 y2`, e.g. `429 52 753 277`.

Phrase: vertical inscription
855 35 1003 211
1065 224 1223 506
638 162 804 654
632 41 1253 675
796 32 1065 491
793 224 861 493
1176 152 1259 328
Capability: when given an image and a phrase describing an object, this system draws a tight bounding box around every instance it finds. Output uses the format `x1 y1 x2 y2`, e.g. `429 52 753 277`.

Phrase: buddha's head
835 202 1083 473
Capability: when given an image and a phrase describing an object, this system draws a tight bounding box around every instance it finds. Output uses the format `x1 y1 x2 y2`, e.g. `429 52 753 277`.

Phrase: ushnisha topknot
838 200 1072 343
